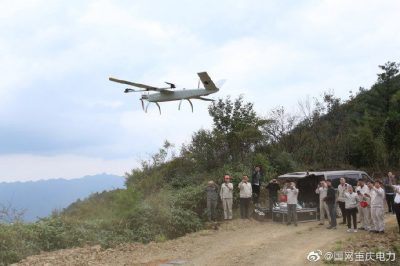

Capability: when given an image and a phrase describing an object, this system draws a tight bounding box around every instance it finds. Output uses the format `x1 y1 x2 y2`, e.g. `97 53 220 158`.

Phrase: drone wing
109 77 160 91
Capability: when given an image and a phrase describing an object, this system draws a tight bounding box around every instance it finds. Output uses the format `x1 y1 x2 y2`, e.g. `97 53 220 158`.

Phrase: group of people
316 172 400 234
206 169 400 235
206 166 265 221
206 174 254 221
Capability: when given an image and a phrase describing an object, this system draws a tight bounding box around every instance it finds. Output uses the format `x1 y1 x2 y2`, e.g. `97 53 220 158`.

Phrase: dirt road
13 215 397 266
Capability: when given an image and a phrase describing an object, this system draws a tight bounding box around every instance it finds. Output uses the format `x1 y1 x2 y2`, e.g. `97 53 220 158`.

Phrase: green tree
208 95 268 163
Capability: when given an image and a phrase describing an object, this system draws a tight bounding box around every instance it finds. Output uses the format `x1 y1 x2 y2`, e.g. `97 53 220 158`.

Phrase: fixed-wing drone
109 72 222 114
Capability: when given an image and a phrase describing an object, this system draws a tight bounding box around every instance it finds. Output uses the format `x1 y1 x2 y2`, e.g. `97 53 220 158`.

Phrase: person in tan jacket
315 181 330 225
220 175 233 220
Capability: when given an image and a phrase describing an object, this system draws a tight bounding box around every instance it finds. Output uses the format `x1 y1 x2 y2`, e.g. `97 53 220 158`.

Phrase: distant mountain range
0 174 125 222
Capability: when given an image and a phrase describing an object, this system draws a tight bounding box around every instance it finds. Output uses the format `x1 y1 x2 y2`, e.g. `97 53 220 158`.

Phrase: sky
1 0 400 182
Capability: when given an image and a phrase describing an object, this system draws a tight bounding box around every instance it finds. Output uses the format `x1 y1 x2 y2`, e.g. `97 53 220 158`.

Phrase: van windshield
327 174 359 187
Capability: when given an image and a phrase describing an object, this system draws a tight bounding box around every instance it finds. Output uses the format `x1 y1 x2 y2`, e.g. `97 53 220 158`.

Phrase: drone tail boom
196 96 214 101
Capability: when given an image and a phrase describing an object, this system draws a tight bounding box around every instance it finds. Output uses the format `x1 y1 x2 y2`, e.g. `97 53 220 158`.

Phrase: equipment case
272 208 317 223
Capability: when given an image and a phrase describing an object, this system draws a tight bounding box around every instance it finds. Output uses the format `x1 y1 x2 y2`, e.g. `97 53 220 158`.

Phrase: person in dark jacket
251 166 263 207
384 172 396 214
324 180 337 229
206 181 219 221
391 180 400 233
266 179 280 210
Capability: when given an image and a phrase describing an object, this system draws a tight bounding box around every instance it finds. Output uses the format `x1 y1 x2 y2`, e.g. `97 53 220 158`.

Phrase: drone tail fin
197 72 218 91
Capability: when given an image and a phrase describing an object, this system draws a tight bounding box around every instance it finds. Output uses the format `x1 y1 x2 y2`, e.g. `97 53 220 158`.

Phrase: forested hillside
0 174 124 222
1 62 399 265
274 61 400 172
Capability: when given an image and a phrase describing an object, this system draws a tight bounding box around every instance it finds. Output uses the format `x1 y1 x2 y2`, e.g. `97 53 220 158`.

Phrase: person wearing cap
369 180 385 233
266 178 280 211
238 175 252 219
205 180 219 222
220 175 233 220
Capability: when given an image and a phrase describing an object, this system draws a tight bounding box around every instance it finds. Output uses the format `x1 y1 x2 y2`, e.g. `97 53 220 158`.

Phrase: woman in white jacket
344 186 359 232
238 175 252 219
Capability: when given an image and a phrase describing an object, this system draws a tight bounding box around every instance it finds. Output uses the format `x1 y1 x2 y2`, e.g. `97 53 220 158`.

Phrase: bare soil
13 215 397 266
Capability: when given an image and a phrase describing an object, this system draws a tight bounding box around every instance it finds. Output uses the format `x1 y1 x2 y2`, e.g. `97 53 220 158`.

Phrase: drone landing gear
155 102 161 115
178 99 194 112
141 99 145 111
144 102 161 115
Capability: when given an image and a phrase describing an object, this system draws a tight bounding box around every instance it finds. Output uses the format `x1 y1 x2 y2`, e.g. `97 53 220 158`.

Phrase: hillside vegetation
1 62 399 265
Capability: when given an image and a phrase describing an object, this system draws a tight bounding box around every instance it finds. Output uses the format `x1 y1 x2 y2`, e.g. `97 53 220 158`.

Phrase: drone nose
141 94 148 100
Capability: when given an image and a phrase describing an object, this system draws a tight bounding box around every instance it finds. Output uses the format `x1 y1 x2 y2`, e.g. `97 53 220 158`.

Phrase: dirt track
13 215 397 266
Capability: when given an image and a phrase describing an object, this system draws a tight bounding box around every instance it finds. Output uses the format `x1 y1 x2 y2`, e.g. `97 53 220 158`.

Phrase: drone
109 72 223 114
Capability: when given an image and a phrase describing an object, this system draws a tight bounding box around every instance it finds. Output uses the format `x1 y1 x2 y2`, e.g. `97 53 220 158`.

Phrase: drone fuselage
146 88 218 102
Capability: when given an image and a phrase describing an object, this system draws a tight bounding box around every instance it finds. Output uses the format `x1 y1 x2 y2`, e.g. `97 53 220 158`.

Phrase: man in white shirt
337 177 350 225
238 175 252 219
284 182 299 226
315 181 330 225
356 179 371 230
369 181 385 233
366 181 375 231
220 175 233 220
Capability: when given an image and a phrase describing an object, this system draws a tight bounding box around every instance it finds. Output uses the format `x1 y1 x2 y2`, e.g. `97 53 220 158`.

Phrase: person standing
356 179 371 230
337 177 350 225
251 166 263 208
384 172 396 214
284 182 299 226
205 181 219 222
324 180 337 229
266 179 280 211
369 181 385 233
238 175 252 219
391 179 400 233
315 181 330 225
220 175 233 220
344 186 359 232
366 181 375 231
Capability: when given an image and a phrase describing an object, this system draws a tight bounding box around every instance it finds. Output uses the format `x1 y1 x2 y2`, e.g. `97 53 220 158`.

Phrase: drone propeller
165 82 176 89
124 88 146 93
